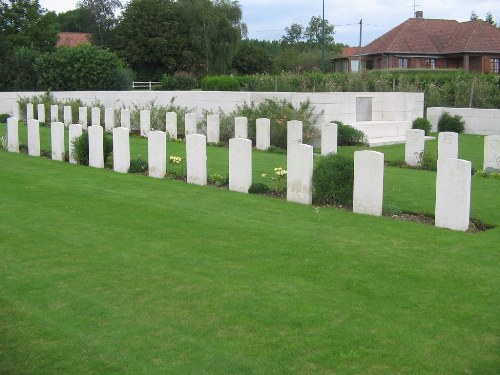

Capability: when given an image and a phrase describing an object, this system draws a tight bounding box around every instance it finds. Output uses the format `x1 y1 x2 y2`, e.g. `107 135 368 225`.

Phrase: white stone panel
7 117 19 153
235 117 248 139
37 104 45 123
353 150 384 216
51 105 59 122
438 132 458 160
105 108 115 132
185 112 197 136
140 109 150 137
207 114 220 143
69 124 83 164
27 119 40 157
287 120 303 147
186 134 207 186
321 123 338 155
166 112 177 139
63 106 72 126
91 107 100 126
148 131 166 178
405 129 425 167
79 107 88 130
435 158 471 231
256 118 270 150
121 108 131 131
484 135 500 171
51 122 65 161
26 103 34 121
229 138 252 193
88 125 104 168
113 127 130 173
286 144 313 205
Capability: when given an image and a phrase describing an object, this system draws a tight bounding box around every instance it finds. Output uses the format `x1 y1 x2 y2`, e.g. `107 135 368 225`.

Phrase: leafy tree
470 10 479 21
485 12 497 27
304 16 335 47
77 0 122 45
232 39 273 74
57 7 94 32
0 46 40 90
282 23 304 45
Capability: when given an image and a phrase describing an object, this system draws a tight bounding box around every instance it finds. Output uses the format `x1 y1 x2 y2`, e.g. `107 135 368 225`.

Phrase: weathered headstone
287 144 313 205
185 113 197 136
37 104 45 123
140 109 151 137
79 107 88 130
88 125 104 168
121 108 131 131
483 135 500 172
27 119 40 157
148 131 166 178
113 127 130 173
63 106 72 126
229 138 252 193
287 120 303 147
105 108 115 132
166 112 177 139
435 158 471 231
353 150 384 216
321 123 338 155
234 117 248 139
405 129 425 166
50 105 59 122
7 117 19 153
51 122 65 161
438 132 458 160
13 103 20 119
186 134 207 186
256 118 270 151
68 124 83 164
207 114 220 143
91 107 101 126
26 103 34 121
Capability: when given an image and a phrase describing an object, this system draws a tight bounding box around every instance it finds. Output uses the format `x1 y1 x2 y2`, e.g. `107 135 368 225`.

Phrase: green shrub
313 154 354 206
248 182 270 195
128 158 148 174
412 117 432 135
383 204 403 217
437 112 465 133
208 173 229 187
334 121 367 146
159 72 199 91
71 130 113 166
201 75 241 91
0 114 10 123
420 151 438 171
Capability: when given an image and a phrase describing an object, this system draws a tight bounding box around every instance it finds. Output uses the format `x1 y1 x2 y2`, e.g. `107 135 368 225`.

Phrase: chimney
415 11 423 18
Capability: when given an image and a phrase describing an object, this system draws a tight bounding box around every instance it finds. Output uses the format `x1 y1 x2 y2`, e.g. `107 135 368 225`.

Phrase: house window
398 58 409 69
491 58 500 73
426 59 436 69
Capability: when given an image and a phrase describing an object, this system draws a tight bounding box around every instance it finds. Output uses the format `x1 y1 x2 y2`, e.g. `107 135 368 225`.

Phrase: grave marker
7 117 19 153
37 104 45 123
229 138 252 193
207 114 220 143
287 120 302 147
186 134 207 186
51 105 58 122
51 122 65 161
483 135 500 172
438 132 458 160
63 106 72 126
105 108 115 132
256 118 270 151
121 108 130 131
166 112 177 139
353 150 384 216
148 131 166 178
27 119 40 157
88 125 104 168
287 144 313 205
91 107 101 126
79 107 88 130
113 127 130 173
185 113 197 136
321 123 338 155
140 110 151 137
69 124 83 164
235 117 248 139
405 129 425 166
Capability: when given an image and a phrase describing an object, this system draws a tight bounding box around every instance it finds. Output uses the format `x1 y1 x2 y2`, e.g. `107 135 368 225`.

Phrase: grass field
0 123 499 374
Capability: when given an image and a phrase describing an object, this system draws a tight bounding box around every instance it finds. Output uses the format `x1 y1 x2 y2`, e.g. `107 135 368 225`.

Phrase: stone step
368 135 435 147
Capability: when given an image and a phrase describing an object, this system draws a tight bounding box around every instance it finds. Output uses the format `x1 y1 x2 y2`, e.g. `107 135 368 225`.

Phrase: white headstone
7 117 19 153
27 119 40 157
287 120 303 147
321 123 338 155
68 124 83 164
438 132 458 160
229 138 252 193
51 122 65 161
207 114 220 143
483 135 500 171
105 108 115 132
121 108 130 131
353 150 384 216
186 134 207 186
88 125 104 168
26 103 34 121
166 112 177 139
13 103 20 119
148 131 166 178
63 106 72 126
51 105 59 122
405 129 425 167
435 158 471 231
37 104 45 123
234 117 248 139
91 107 100 127
113 127 130 173
140 109 151 137
287 144 313 205
79 107 88 130
256 118 270 151
185 113 197 136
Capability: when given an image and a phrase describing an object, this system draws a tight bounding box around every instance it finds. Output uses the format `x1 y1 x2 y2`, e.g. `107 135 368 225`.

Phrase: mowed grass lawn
0 123 499 374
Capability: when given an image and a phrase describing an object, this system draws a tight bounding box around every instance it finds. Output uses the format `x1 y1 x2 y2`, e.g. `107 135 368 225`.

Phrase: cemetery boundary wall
427 107 500 136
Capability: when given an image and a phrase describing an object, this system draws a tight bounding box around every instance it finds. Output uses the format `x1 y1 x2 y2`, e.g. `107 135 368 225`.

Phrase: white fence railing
132 81 159 90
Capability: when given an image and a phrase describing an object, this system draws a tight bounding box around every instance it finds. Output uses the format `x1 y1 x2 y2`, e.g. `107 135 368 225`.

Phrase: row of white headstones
9 103 500 232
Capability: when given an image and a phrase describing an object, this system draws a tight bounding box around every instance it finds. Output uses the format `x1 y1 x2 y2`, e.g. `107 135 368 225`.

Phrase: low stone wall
427 107 500 135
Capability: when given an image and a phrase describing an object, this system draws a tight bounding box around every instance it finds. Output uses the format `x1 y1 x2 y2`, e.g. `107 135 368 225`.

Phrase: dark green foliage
232 40 274 75
437 112 465 133
412 117 432 135
312 154 354 206
159 72 199 90
19 144 28 154
40 149 51 158
420 151 437 171
0 114 9 123
34 45 132 91
0 47 41 90
201 75 241 91
208 173 229 187
383 204 403 217
334 121 367 146
267 146 287 154
128 158 148 174
248 182 270 195
71 130 113 166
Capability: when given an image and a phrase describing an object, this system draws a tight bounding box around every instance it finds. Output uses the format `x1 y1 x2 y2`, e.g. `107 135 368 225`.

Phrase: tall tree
57 8 94 32
470 10 479 21
77 0 122 45
304 16 335 47
485 12 497 27
281 23 304 45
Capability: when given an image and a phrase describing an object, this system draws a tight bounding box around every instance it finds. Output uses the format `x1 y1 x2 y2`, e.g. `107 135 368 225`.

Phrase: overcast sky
39 0 500 46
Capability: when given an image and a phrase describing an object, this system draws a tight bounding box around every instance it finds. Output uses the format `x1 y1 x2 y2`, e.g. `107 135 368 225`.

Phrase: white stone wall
427 107 500 135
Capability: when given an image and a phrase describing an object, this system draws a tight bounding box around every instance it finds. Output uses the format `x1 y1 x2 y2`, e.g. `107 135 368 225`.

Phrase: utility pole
358 19 363 72
321 0 325 73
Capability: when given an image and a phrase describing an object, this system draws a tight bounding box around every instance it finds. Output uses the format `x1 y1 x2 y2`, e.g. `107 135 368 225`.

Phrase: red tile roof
363 18 500 55
56 32 92 47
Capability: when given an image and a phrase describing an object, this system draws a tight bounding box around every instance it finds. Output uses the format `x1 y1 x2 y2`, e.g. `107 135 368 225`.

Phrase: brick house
332 12 500 73
56 32 92 47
